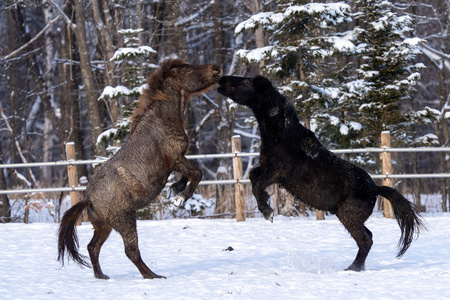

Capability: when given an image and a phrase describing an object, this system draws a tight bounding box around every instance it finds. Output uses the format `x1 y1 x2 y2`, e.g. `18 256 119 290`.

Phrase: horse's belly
135 176 168 209
283 178 340 214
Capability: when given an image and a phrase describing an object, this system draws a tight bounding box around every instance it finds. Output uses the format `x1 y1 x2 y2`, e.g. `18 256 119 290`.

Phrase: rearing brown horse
58 58 221 279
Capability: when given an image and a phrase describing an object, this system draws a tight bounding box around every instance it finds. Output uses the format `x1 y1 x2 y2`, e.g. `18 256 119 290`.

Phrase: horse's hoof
263 209 274 222
345 263 364 272
268 212 274 223
144 273 167 279
94 273 110 280
173 195 184 207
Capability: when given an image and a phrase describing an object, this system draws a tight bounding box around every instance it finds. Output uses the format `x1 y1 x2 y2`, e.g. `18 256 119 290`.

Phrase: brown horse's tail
57 198 91 268
376 185 426 258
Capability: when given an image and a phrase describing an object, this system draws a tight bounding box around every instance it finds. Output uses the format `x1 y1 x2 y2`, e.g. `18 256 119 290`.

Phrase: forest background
0 0 449 222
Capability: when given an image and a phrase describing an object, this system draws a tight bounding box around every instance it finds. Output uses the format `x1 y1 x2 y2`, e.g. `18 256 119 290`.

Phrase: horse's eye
243 79 251 86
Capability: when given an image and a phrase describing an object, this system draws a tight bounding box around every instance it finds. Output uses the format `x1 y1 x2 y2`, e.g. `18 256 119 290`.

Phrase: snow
96 128 118 146
326 36 355 52
98 85 133 101
235 3 351 35
403 37 423 47
349 121 362 131
415 106 440 123
118 28 144 34
235 12 279 34
14 171 32 187
414 134 440 145
340 124 349 135
1 213 450 299
110 46 156 61
236 46 274 63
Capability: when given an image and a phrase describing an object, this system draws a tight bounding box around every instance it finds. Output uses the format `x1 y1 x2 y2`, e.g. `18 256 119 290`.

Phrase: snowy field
1 213 450 299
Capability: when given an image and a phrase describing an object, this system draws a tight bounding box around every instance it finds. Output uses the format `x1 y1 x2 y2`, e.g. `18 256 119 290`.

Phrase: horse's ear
253 76 272 92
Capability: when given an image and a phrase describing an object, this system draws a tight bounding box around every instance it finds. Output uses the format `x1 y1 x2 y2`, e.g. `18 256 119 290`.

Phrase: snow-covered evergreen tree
97 29 157 155
235 1 355 141
344 0 427 149
235 0 435 158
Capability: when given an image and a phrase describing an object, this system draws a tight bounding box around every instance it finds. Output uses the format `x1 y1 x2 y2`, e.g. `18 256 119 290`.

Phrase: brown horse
58 58 221 279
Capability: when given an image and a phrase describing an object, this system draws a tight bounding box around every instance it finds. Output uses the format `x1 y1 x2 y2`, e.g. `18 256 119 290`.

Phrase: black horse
58 59 221 279
218 75 425 271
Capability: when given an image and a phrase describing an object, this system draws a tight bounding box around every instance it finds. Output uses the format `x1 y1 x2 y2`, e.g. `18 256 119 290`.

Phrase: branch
420 43 450 60
195 109 217 135
420 46 441 70
4 15 61 60
48 0 76 30
0 104 39 187
202 94 220 111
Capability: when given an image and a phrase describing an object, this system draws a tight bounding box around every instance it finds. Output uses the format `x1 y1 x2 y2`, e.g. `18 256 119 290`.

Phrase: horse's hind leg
114 214 165 279
337 207 373 271
87 207 112 279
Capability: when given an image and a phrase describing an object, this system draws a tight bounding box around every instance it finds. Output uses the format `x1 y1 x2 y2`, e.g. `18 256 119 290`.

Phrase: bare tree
50 0 105 157
92 0 118 123
396 0 450 211
0 160 11 223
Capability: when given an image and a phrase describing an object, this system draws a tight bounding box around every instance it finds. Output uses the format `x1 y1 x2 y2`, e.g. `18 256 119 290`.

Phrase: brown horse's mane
130 58 189 134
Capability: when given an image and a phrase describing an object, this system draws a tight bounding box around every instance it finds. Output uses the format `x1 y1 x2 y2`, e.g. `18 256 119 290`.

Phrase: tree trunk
92 0 118 123
5 5 22 184
136 0 143 46
251 0 265 71
212 0 234 215
0 162 11 223
72 0 105 157
438 66 449 212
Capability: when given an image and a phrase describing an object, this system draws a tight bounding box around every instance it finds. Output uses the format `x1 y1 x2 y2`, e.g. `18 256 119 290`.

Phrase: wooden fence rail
1 134 450 221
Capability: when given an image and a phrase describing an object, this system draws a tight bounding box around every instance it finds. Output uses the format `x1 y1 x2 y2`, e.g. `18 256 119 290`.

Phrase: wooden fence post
381 131 394 219
65 142 81 225
232 135 245 222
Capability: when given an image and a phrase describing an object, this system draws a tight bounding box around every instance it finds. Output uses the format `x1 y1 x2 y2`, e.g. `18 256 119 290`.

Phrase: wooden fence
1 133 450 222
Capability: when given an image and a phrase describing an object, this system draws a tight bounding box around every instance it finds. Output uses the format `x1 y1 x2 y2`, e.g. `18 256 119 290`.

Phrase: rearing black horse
218 75 425 271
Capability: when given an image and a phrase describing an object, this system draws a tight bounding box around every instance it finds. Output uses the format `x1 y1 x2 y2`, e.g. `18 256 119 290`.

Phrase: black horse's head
217 75 273 108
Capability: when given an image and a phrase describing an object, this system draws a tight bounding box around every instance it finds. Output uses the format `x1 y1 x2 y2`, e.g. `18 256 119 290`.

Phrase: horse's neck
254 104 284 140
256 102 307 142
163 84 188 118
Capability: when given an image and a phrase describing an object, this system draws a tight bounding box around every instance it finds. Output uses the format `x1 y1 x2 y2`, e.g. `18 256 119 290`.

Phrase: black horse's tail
57 198 91 268
377 185 426 258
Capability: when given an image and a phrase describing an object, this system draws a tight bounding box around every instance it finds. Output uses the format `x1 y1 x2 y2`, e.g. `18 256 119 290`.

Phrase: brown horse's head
130 58 221 133
153 58 221 96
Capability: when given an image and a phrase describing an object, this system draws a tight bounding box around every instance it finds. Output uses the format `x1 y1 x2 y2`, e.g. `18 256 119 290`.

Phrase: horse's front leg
168 175 188 198
171 157 202 207
249 165 277 222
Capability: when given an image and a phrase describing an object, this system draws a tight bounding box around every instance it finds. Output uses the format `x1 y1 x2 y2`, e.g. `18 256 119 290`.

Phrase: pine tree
345 0 427 148
235 1 354 135
97 29 156 155
235 0 433 165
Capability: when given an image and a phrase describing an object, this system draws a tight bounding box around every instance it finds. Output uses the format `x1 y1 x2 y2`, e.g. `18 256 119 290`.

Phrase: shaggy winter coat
218 75 425 271
58 59 221 279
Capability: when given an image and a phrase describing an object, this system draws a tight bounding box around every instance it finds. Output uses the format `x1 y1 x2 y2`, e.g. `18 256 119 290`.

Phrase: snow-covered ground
1 213 449 299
